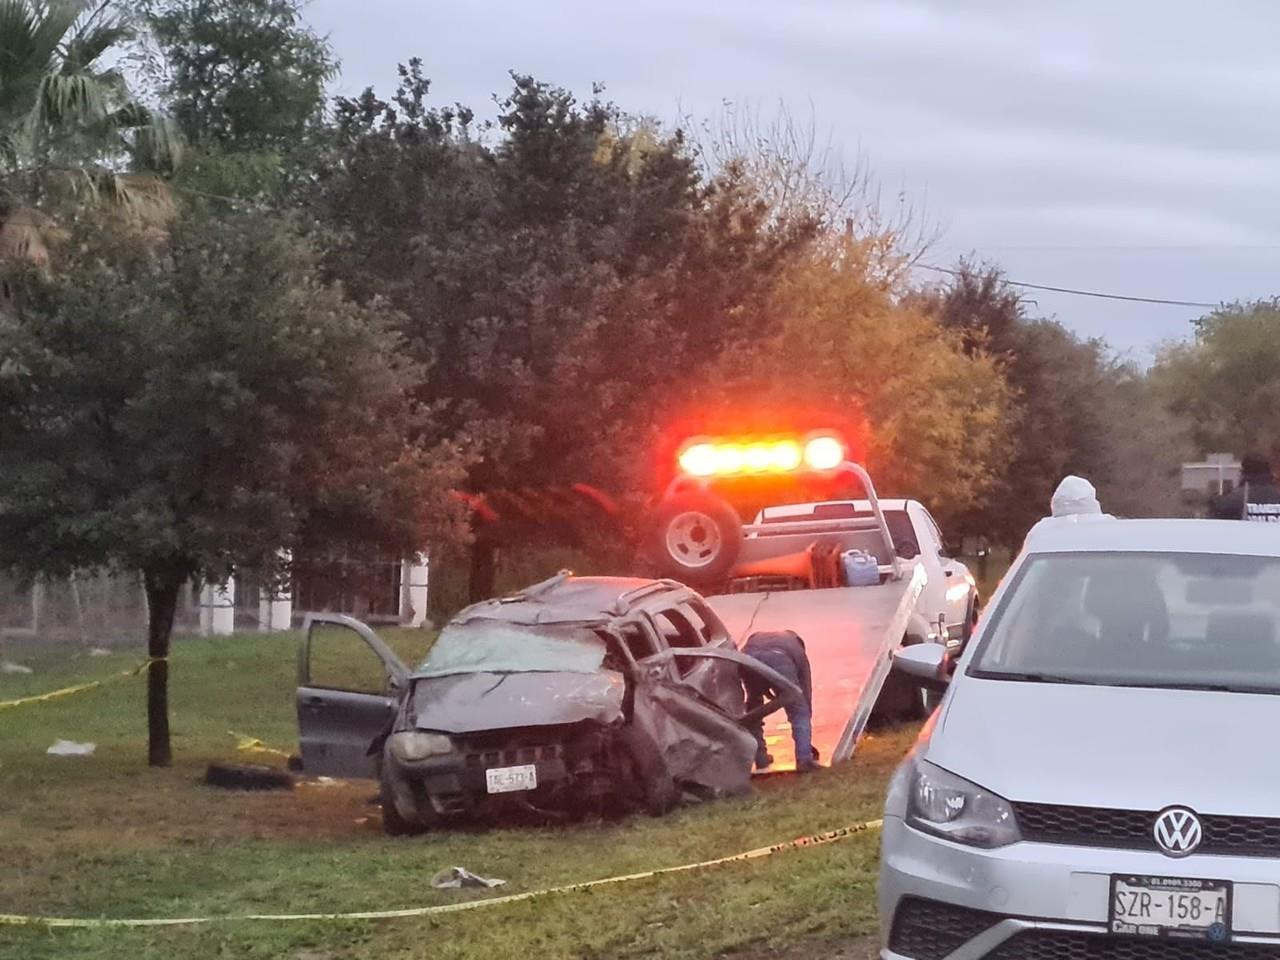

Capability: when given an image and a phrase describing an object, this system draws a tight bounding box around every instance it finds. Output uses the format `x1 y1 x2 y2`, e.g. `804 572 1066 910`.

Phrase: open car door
627 645 801 799
297 613 409 779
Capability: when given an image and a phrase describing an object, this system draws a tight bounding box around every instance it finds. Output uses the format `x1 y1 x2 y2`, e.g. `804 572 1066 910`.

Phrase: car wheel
620 736 680 817
964 596 980 647
649 490 743 587
873 637 941 725
379 764 426 836
917 684 942 717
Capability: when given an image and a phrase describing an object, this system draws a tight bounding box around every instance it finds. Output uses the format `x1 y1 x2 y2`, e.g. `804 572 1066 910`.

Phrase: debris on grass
430 867 507 890
298 776 341 788
1 661 33 674
47 739 96 756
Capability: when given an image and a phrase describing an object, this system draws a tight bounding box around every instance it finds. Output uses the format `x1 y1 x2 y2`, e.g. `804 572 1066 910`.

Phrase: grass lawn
0 630 913 960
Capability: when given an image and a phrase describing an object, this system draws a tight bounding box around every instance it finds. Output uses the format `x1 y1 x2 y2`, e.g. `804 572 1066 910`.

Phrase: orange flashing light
677 433 845 478
803 434 845 472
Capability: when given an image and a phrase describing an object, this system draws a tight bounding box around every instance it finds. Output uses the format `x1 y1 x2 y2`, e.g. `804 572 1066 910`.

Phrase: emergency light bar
677 432 847 478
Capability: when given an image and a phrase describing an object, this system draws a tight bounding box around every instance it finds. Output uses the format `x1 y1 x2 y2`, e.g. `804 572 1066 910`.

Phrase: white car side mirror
893 643 948 684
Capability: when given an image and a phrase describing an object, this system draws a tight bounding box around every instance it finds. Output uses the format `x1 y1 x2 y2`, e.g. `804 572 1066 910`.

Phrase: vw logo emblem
1153 806 1203 858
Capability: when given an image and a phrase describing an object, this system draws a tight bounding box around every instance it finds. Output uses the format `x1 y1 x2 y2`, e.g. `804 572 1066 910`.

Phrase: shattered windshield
413 620 607 678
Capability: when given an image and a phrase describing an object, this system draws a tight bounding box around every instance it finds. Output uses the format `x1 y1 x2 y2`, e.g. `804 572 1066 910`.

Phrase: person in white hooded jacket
1049 475 1105 517
1024 475 1113 543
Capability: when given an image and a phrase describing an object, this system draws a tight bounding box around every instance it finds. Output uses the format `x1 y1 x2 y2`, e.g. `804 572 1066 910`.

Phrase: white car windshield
970 551 1280 693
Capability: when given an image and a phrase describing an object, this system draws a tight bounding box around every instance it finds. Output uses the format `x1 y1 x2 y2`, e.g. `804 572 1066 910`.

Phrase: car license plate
485 764 537 794
1110 875 1232 941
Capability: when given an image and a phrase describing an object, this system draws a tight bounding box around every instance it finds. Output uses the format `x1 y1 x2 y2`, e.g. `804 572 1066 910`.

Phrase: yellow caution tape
230 731 292 760
0 659 161 711
0 819 882 928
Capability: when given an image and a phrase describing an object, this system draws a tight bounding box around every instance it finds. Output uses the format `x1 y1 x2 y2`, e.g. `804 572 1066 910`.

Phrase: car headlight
389 731 454 761
906 760 1021 848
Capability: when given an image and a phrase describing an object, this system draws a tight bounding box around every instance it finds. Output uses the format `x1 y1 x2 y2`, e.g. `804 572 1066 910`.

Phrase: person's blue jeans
743 648 814 766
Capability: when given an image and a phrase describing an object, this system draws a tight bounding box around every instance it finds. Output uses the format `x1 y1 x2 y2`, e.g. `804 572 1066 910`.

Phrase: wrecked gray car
295 573 798 834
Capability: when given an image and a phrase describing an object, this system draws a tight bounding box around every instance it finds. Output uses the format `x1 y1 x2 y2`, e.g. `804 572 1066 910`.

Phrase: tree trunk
468 539 498 604
142 566 184 768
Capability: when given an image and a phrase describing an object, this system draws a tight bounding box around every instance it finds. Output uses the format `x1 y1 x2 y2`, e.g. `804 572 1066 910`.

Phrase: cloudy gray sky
307 0 1280 357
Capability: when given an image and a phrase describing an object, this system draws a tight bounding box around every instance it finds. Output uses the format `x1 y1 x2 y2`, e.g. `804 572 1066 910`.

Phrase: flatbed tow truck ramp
709 564 924 772
649 432 934 773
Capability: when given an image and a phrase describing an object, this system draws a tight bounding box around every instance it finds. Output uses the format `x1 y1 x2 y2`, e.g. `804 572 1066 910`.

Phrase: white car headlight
389 731 454 762
906 760 1021 848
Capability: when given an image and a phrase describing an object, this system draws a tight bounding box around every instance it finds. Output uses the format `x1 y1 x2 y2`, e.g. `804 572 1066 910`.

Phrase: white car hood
928 678 1280 816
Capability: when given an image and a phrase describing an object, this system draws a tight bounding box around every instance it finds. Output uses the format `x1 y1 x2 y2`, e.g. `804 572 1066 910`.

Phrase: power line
918 263 1219 309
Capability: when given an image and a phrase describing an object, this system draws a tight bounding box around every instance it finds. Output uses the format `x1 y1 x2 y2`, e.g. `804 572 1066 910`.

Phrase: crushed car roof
450 574 681 626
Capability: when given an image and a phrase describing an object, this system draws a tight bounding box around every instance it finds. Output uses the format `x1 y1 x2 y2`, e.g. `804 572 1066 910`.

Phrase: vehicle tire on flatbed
649 490 743 588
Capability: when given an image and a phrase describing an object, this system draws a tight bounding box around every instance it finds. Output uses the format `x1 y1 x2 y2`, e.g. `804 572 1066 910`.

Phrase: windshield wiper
970 670 1088 684
1109 680 1279 695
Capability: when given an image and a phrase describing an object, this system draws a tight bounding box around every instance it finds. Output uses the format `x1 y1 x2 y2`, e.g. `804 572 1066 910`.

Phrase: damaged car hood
409 670 626 734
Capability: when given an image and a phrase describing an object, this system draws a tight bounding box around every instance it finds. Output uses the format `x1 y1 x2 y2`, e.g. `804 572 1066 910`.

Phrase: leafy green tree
699 241 1012 518
312 65 815 591
0 207 465 765
144 0 335 203
926 263 1133 542
1093 362 1192 519
147 0 334 151
1155 300 1280 464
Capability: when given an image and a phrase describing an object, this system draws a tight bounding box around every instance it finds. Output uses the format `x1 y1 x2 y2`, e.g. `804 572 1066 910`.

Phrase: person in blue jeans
741 630 818 773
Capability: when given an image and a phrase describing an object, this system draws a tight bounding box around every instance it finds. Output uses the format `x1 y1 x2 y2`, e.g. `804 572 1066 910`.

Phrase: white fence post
199 577 235 636
400 554 430 628
257 551 293 632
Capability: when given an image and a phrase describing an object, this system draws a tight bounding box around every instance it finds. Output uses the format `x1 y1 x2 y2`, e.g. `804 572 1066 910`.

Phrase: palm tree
0 0 182 266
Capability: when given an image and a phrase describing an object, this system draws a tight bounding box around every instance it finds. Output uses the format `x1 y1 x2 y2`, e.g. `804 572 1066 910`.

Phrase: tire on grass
871 636 941 726
204 762 295 791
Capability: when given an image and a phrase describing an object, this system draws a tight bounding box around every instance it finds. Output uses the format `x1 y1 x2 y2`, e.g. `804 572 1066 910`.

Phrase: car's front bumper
879 815 1280 958
386 747 574 819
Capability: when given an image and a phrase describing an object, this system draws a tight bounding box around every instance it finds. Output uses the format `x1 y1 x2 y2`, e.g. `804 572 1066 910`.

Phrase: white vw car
880 517 1280 958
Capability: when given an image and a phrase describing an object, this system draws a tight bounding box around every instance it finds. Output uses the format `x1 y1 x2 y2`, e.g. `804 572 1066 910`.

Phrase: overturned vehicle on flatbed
295 574 798 833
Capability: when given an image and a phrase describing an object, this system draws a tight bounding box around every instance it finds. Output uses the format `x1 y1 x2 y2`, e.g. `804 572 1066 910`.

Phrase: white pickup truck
650 433 978 770
752 498 979 653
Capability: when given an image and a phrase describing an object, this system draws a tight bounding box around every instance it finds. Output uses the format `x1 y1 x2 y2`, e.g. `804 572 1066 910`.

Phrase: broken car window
653 610 702 649
652 610 704 677
413 620 606 678
308 624 388 694
617 623 658 662
683 600 727 645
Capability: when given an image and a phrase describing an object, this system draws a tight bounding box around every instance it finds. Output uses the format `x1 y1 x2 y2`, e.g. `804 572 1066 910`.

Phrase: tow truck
648 430 977 770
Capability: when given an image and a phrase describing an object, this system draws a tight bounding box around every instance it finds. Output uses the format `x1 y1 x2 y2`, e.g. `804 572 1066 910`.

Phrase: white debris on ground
430 867 507 890
298 776 341 788
0 661 33 675
47 739 96 757
88 648 112 657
